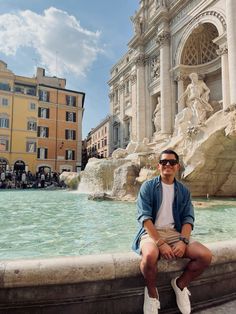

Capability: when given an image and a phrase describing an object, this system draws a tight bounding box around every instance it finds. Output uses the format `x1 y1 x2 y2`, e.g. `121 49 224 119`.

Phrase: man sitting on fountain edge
132 149 212 314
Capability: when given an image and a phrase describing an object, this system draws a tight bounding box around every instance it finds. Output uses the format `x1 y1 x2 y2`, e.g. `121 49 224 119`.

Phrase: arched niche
175 18 225 108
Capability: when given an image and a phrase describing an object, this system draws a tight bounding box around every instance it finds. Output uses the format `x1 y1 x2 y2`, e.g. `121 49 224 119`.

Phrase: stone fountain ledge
0 240 236 314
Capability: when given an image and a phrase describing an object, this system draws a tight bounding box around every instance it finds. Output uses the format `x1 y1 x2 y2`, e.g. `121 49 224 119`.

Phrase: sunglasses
159 159 178 166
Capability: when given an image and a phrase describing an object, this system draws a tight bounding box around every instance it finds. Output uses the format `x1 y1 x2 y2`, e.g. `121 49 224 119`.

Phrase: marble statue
178 73 213 125
173 107 193 137
130 14 143 35
153 96 161 133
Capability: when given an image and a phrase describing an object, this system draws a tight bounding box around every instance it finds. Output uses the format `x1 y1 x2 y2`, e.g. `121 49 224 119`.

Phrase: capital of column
216 46 228 56
130 74 137 85
135 54 148 67
118 83 125 92
156 31 170 47
108 92 115 101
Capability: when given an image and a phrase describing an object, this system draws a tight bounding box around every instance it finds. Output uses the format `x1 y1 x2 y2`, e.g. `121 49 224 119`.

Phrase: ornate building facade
109 0 235 152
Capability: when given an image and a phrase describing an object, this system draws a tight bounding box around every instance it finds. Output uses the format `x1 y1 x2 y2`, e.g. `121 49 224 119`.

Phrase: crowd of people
0 169 65 189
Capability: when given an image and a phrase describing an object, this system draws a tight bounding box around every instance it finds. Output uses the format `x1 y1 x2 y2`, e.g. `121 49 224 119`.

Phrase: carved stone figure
153 97 161 133
178 73 213 125
151 58 160 79
173 107 193 137
130 14 143 35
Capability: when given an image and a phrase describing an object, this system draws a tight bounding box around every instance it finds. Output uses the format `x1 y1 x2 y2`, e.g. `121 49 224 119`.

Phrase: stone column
118 83 125 148
130 73 137 142
216 46 230 110
135 54 146 142
157 31 172 135
226 0 236 104
176 74 185 113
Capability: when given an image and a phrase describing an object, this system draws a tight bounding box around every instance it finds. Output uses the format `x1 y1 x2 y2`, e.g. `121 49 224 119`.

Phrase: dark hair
160 149 179 162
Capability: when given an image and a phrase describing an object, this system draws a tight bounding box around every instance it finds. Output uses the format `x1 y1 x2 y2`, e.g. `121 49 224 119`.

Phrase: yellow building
0 61 85 174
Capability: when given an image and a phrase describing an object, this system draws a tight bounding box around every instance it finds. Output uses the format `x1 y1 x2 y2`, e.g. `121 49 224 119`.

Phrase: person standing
132 149 212 314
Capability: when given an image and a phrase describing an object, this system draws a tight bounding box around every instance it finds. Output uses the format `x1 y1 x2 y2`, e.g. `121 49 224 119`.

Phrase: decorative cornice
156 31 170 46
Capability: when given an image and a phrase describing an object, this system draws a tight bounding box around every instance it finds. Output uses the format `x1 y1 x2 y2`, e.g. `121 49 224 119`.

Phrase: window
0 137 9 151
39 90 50 102
37 147 48 159
66 95 76 107
65 129 76 140
66 150 75 160
29 103 36 110
66 111 76 122
27 120 37 131
37 126 49 138
26 141 36 153
38 107 49 119
15 86 24 94
1 98 8 107
0 82 10 91
0 116 9 128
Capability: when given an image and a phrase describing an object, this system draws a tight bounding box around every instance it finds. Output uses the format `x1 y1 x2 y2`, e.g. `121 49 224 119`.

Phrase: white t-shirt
155 182 175 228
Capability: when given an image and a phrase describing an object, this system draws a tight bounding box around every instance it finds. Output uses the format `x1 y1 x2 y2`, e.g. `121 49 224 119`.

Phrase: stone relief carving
153 96 161 134
178 73 213 126
151 57 160 80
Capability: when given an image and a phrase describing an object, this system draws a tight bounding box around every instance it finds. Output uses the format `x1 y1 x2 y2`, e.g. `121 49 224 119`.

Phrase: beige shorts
140 228 193 252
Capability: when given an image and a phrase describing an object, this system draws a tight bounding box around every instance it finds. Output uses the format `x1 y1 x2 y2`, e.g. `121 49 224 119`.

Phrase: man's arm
172 223 192 257
143 219 175 259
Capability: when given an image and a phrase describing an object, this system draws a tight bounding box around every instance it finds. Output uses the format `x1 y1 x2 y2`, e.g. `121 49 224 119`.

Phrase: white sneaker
171 277 191 314
143 287 160 314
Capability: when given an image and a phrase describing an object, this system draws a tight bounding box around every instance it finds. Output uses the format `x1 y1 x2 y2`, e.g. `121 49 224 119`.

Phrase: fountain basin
0 240 236 313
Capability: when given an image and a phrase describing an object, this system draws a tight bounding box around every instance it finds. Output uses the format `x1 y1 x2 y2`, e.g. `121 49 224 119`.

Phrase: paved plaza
195 299 236 313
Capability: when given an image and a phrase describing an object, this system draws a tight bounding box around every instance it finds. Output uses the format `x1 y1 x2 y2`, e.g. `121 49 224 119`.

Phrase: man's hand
159 243 176 260
172 241 187 258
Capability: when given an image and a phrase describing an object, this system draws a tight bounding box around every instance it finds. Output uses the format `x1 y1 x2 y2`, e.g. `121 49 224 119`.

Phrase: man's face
158 153 180 177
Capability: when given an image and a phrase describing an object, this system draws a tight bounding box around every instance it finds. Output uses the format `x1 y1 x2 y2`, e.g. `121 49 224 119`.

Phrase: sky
0 0 138 138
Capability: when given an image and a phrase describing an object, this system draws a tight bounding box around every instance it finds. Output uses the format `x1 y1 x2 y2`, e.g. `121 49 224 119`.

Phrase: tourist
132 149 212 314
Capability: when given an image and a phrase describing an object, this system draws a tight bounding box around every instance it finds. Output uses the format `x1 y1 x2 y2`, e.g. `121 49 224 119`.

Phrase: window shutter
45 148 48 159
65 129 68 139
65 150 68 160
73 112 76 122
38 107 41 117
73 130 76 140
37 126 40 137
46 127 49 138
47 92 49 102
47 108 49 119
72 151 75 160
37 148 40 158
66 112 69 121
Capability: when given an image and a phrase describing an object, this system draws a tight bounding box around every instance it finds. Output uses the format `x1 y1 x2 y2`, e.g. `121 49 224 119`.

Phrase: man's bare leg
140 243 159 298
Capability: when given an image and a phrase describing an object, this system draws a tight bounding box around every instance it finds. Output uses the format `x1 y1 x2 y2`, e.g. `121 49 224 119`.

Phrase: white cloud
0 7 103 77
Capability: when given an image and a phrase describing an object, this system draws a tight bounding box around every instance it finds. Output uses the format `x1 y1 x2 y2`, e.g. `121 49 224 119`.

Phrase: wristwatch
179 236 189 245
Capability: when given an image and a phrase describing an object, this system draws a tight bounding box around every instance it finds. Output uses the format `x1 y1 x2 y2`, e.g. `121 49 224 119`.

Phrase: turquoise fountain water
0 190 235 260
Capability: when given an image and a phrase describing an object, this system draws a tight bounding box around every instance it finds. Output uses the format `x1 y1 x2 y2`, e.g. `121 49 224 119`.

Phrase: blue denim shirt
132 176 195 254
